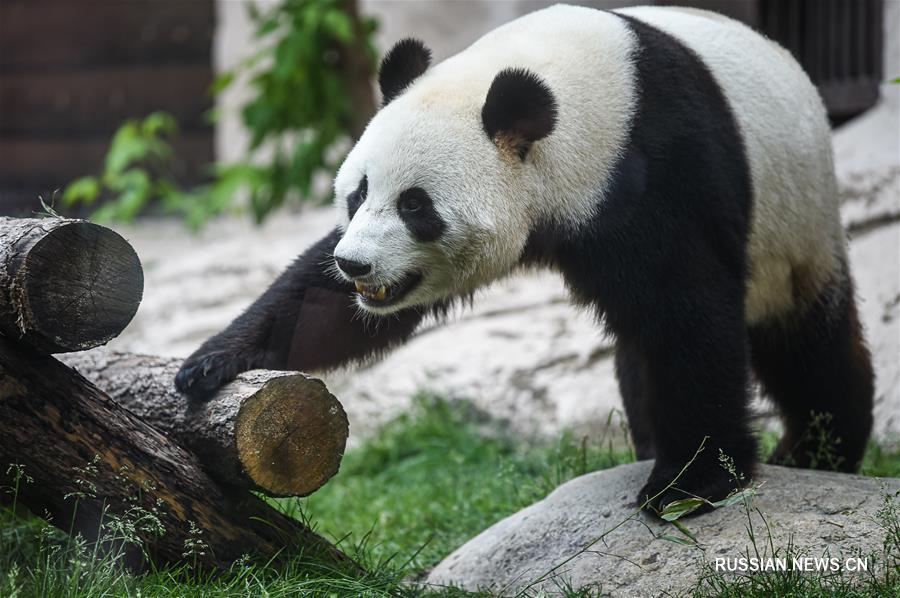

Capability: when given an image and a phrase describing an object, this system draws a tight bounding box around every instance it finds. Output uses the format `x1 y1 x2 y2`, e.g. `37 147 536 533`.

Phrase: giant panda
175 4 874 513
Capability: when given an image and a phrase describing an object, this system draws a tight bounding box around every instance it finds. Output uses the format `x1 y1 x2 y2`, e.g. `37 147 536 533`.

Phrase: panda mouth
354 272 422 307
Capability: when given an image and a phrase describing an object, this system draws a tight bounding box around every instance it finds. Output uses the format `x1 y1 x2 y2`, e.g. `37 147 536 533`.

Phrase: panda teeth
354 281 389 301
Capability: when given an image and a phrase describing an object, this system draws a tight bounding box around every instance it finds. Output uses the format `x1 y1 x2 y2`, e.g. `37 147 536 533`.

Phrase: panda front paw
174 352 243 400
637 459 747 517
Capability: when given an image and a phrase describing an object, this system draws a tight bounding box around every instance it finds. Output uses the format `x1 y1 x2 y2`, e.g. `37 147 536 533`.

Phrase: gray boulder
426 462 899 596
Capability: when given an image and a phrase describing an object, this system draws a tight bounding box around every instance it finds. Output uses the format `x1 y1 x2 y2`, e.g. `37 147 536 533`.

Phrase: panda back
616 6 845 322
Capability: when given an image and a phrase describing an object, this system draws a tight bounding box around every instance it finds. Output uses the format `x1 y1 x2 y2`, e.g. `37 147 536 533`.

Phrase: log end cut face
21 221 144 353
236 375 349 496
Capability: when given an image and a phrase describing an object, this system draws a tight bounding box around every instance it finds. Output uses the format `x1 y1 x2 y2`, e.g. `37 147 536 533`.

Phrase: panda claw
174 352 240 401
638 460 744 518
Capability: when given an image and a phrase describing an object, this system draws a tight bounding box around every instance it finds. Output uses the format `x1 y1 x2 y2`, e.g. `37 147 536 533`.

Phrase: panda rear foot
766 419 869 474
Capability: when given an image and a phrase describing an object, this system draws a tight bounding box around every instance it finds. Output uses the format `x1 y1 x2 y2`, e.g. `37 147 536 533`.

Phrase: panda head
333 38 558 315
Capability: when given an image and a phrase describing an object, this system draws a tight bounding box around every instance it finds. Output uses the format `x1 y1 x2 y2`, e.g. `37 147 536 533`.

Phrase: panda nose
335 257 372 278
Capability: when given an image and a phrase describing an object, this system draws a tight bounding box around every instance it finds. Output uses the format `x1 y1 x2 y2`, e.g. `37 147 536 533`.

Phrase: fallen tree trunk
0 217 143 353
0 338 360 574
63 351 349 497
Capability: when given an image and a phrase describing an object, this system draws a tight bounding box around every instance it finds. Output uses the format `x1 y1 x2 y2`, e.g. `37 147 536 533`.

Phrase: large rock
426 462 900 596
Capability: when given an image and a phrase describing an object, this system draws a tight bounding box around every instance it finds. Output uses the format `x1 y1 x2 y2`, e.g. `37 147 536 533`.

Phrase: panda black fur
176 5 874 513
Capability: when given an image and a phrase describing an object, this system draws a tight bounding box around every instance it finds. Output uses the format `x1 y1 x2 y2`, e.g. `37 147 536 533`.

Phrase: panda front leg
620 277 758 514
175 227 424 399
614 338 656 460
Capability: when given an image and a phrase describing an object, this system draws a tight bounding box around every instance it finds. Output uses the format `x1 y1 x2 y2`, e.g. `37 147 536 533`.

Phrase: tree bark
62 351 349 497
339 0 376 140
0 217 143 353
0 339 360 574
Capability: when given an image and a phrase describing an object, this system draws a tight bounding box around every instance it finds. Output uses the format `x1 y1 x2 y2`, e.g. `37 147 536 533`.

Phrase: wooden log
0 338 360 574
63 351 349 497
0 217 143 353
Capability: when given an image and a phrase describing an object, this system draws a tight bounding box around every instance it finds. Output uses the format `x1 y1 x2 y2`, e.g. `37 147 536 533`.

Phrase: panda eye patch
359 176 368 199
398 194 422 213
346 175 368 220
397 187 445 242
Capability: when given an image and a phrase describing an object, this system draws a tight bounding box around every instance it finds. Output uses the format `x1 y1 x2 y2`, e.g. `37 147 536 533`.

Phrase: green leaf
207 165 254 212
204 107 221 125
363 16 378 35
274 32 304 80
144 137 173 162
658 534 696 546
104 122 146 175
142 112 177 137
210 71 236 96
890 76 900 85
672 519 698 543
89 203 119 224
62 176 100 206
660 497 707 521
109 170 152 221
710 488 756 509
256 16 281 37
39 193 60 217
322 9 353 41
242 100 277 148
246 1 261 22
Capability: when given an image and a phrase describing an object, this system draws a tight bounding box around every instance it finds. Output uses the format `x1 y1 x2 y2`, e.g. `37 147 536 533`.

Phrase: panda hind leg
749 273 874 473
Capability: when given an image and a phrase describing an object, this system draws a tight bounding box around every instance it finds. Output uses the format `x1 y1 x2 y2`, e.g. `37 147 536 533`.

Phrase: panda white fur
177 5 873 513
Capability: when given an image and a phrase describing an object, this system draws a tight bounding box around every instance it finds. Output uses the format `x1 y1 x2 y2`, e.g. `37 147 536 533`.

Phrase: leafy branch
63 0 377 228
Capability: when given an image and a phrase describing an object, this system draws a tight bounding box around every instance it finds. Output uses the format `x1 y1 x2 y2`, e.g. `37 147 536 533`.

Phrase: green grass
292 397 635 572
861 442 900 478
1 396 899 597
0 396 634 597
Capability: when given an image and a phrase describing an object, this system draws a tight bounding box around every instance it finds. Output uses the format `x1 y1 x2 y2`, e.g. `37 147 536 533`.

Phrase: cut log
0 338 360 574
0 217 143 353
63 351 349 497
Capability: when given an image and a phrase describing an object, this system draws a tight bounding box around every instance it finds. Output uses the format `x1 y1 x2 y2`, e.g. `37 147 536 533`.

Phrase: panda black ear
378 38 431 106
482 68 557 160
